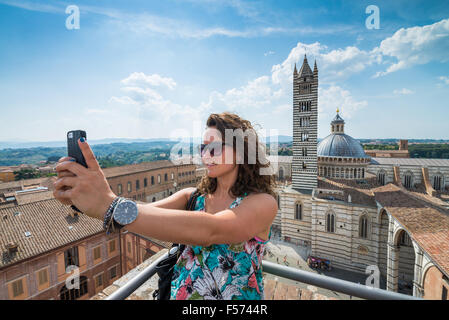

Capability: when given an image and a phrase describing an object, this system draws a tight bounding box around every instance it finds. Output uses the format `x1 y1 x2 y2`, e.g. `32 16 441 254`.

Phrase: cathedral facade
270 56 449 299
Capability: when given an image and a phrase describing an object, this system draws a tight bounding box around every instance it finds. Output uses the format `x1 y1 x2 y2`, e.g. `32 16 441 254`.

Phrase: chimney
6 242 18 254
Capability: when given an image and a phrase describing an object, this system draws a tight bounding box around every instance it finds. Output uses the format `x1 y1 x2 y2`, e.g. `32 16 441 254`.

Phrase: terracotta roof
372 183 449 277
0 198 104 269
102 160 181 178
0 177 56 193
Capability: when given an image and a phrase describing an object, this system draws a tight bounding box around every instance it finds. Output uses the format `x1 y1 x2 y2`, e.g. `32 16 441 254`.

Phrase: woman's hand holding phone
53 138 116 220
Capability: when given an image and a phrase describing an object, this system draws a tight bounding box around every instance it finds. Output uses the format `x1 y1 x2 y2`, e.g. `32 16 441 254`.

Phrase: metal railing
106 248 421 300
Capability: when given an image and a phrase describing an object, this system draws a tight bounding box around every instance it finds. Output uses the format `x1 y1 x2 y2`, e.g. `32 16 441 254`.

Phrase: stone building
270 57 449 299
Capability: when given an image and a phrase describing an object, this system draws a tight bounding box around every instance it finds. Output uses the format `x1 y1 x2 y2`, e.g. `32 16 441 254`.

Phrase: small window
93 246 101 260
164 173 168 181
326 213 335 233
12 279 24 297
295 203 302 220
64 247 79 268
158 174 161 184
136 180 140 190
38 269 48 286
127 182 132 193
109 240 116 253
144 178 148 188
110 266 117 280
95 274 103 288
151 176 154 185
171 173 174 180
359 216 368 239
117 184 122 195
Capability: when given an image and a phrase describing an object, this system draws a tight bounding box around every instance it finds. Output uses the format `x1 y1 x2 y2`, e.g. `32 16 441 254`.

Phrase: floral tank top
170 193 272 300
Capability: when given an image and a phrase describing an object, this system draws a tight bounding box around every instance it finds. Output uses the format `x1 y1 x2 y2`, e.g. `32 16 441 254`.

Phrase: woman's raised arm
146 187 196 210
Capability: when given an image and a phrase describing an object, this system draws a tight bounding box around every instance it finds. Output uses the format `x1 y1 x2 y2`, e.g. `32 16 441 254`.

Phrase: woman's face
201 126 238 178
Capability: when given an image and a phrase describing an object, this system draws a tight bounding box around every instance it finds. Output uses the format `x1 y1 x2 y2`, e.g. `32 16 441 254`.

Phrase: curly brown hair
196 112 276 199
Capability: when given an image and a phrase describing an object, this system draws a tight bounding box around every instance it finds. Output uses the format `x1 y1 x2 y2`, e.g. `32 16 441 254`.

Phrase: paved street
262 238 386 300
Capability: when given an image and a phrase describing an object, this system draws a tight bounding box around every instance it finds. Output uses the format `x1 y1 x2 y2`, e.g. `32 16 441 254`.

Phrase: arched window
164 173 168 182
433 173 443 191
326 213 335 233
152 197 156 202
158 174 161 184
295 202 302 220
404 172 413 189
279 167 284 180
127 182 131 193
377 170 386 185
399 231 412 246
151 176 154 185
144 178 148 188
359 215 368 239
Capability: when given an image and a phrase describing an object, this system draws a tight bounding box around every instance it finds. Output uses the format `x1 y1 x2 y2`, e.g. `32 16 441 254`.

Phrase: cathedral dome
318 133 369 158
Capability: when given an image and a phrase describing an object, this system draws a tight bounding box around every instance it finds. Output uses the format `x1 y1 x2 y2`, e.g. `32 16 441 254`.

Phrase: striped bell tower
292 55 318 191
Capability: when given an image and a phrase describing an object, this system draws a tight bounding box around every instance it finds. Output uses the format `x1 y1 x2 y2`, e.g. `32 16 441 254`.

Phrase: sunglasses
200 141 231 157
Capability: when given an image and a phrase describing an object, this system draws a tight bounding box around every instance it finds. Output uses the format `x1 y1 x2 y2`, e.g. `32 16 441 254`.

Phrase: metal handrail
262 260 420 300
106 248 172 300
106 248 421 300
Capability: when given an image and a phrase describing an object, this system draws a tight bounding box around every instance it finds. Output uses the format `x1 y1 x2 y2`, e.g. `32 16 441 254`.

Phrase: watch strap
103 196 125 234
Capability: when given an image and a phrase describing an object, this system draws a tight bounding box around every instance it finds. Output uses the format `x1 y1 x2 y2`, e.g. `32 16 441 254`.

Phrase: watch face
113 200 138 226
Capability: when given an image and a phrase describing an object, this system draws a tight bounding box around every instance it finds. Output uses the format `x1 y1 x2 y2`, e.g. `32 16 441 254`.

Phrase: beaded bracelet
103 196 124 235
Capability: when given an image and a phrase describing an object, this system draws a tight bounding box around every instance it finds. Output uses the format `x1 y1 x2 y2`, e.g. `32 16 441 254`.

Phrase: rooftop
372 183 449 277
370 157 449 167
102 160 181 178
0 198 104 269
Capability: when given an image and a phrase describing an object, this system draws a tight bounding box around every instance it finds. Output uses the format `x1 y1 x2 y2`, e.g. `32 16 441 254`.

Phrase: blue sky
0 0 449 143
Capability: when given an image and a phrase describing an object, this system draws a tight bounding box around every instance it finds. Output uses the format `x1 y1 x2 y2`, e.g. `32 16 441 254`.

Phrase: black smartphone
67 130 87 213
67 130 87 168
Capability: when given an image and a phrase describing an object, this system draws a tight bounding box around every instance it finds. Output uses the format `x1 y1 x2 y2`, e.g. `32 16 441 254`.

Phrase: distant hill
0 137 177 150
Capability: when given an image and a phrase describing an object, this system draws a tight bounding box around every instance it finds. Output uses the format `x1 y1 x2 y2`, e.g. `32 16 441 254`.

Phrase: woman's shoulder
241 192 277 210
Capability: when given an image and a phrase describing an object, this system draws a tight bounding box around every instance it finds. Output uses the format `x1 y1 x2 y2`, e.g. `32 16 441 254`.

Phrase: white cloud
264 51 275 56
318 85 367 120
200 76 281 112
85 108 109 115
121 72 177 90
271 42 381 87
393 88 414 95
438 76 449 85
374 18 449 77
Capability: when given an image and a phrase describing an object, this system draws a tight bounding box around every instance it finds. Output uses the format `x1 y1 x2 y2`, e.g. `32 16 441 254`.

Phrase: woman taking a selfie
53 112 278 300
